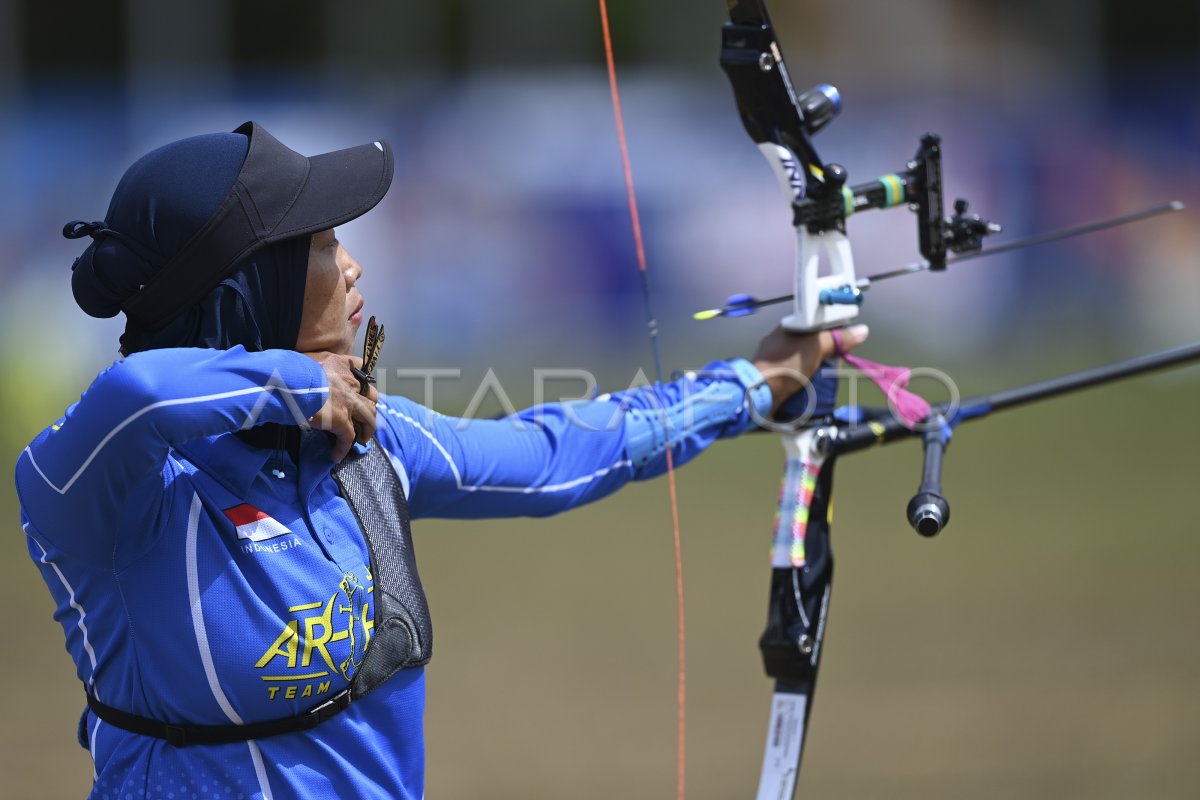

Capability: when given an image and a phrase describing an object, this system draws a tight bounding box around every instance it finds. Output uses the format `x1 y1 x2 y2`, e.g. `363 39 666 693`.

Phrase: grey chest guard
332 439 433 697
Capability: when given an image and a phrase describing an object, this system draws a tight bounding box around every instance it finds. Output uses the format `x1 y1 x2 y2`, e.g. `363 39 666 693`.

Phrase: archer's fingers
329 410 357 463
351 395 378 445
819 324 870 360
362 382 380 405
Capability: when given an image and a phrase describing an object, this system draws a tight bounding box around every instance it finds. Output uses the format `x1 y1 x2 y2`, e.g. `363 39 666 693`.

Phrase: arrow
694 200 1184 320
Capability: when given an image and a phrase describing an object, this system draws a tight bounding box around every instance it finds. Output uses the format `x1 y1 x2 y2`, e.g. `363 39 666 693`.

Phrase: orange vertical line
599 1 649 275
598 3 687 799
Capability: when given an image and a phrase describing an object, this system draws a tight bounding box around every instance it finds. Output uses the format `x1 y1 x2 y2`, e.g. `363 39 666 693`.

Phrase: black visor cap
122 121 394 331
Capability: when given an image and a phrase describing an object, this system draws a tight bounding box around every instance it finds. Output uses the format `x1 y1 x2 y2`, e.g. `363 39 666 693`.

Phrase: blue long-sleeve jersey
14 346 771 800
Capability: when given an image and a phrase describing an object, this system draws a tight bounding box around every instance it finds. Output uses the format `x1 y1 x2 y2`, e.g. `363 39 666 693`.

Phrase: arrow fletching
692 292 793 321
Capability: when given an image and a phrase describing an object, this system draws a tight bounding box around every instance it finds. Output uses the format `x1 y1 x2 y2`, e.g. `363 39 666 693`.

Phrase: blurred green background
2 0 1199 797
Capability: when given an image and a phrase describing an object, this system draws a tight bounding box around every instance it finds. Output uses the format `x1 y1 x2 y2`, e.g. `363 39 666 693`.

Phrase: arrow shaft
701 201 1186 318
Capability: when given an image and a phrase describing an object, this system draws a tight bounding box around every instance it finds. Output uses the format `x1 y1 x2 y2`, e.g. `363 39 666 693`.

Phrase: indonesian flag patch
223 503 292 542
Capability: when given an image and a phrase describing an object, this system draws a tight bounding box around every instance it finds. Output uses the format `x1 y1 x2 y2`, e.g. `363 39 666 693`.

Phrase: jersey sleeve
374 358 772 520
14 346 329 559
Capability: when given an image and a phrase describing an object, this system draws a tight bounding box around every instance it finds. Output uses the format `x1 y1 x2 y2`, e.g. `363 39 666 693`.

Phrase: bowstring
598 3 687 799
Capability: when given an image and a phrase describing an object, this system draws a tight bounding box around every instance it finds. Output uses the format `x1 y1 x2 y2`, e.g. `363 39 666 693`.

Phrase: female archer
14 122 866 799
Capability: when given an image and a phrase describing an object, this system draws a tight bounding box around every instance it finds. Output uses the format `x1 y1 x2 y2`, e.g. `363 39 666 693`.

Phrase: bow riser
790 229 858 332
756 428 837 799
754 140 861 331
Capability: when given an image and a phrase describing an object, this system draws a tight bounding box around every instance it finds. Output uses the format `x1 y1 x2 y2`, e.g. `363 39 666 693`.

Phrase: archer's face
295 229 364 356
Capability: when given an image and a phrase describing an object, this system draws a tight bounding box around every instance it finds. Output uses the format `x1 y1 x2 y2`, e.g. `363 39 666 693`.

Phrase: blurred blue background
2 0 1198 380
2 1 1198 798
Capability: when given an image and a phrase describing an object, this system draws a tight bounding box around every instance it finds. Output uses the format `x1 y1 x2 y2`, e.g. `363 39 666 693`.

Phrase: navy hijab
68 131 309 355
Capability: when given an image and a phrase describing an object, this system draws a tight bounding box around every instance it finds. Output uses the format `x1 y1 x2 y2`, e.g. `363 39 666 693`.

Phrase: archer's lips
350 296 364 323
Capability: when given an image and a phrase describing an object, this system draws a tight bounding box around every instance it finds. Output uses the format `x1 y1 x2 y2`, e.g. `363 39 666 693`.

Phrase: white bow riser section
785 228 858 332
754 143 860 333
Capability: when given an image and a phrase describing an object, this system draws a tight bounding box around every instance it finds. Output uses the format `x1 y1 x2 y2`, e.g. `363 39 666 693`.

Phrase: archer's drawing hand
752 324 869 418
304 352 380 462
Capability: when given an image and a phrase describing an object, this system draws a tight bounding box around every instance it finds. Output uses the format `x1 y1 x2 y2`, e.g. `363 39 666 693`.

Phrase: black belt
86 688 351 748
